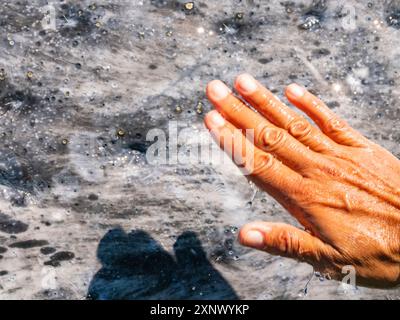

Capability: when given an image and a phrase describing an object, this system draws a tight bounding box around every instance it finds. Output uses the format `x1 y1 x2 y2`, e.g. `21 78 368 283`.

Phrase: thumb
239 221 331 265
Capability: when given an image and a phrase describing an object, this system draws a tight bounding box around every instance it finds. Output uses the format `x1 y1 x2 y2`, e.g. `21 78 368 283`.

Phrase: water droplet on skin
62 139 69 145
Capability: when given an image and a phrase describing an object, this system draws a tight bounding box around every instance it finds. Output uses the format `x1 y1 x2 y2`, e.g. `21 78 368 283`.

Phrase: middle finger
234 74 339 154
206 80 324 173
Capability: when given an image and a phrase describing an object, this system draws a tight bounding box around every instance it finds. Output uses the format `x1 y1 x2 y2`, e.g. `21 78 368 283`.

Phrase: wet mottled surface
0 0 400 300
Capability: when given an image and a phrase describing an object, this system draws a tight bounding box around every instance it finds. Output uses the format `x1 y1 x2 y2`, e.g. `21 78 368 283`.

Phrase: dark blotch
216 17 247 36
327 101 340 109
58 4 96 38
0 81 39 115
88 193 99 201
44 251 75 267
304 0 328 18
312 48 331 57
0 246 7 254
150 0 178 9
0 213 29 234
9 239 49 249
40 247 57 255
129 142 149 154
0 270 8 276
148 64 158 70
258 57 273 64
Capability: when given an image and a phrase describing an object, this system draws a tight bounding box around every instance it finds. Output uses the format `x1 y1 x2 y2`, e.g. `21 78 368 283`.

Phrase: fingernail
288 84 305 98
236 74 258 94
207 110 225 128
207 80 231 101
243 230 265 248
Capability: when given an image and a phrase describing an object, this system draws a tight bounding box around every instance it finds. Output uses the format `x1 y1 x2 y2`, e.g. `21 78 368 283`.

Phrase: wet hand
205 74 400 288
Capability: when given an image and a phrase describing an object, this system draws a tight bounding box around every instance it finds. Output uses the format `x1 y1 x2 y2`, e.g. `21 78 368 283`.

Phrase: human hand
204 74 400 288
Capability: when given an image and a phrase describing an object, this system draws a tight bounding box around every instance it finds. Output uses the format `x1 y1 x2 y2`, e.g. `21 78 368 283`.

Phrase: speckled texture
0 0 400 300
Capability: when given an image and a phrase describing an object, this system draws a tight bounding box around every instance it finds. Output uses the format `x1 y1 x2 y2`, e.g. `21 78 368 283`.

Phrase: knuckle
230 100 245 114
259 127 286 151
249 153 275 176
323 117 348 135
277 229 300 258
287 118 313 141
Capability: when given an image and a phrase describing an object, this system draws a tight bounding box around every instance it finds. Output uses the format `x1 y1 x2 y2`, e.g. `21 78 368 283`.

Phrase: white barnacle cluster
299 16 320 30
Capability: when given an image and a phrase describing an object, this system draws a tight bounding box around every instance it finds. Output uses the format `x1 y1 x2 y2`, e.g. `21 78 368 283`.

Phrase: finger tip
239 229 265 249
204 110 225 129
206 80 231 101
235 73 252 84
206 79 222 91
286 83 305 99
235 73 258 94
239 221 271 249
204 110 217 124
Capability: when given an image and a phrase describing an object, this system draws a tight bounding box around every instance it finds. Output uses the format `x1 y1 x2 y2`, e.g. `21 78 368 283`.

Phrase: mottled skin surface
0 0 400 299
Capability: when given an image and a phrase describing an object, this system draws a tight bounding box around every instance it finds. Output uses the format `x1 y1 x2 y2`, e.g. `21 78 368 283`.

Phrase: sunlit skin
204 74 400 288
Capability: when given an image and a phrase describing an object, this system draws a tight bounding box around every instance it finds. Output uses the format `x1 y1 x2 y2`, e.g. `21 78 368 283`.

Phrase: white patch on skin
333 83 342 92
353 67 369 79
346 74 362 94
197 27 205 34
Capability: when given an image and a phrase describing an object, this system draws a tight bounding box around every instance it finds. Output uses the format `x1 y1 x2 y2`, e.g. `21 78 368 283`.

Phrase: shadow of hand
87 228 238 300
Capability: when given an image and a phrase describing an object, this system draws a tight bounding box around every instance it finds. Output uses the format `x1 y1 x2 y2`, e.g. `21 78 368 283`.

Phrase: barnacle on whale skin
386 0 400 29
298 0 328 30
